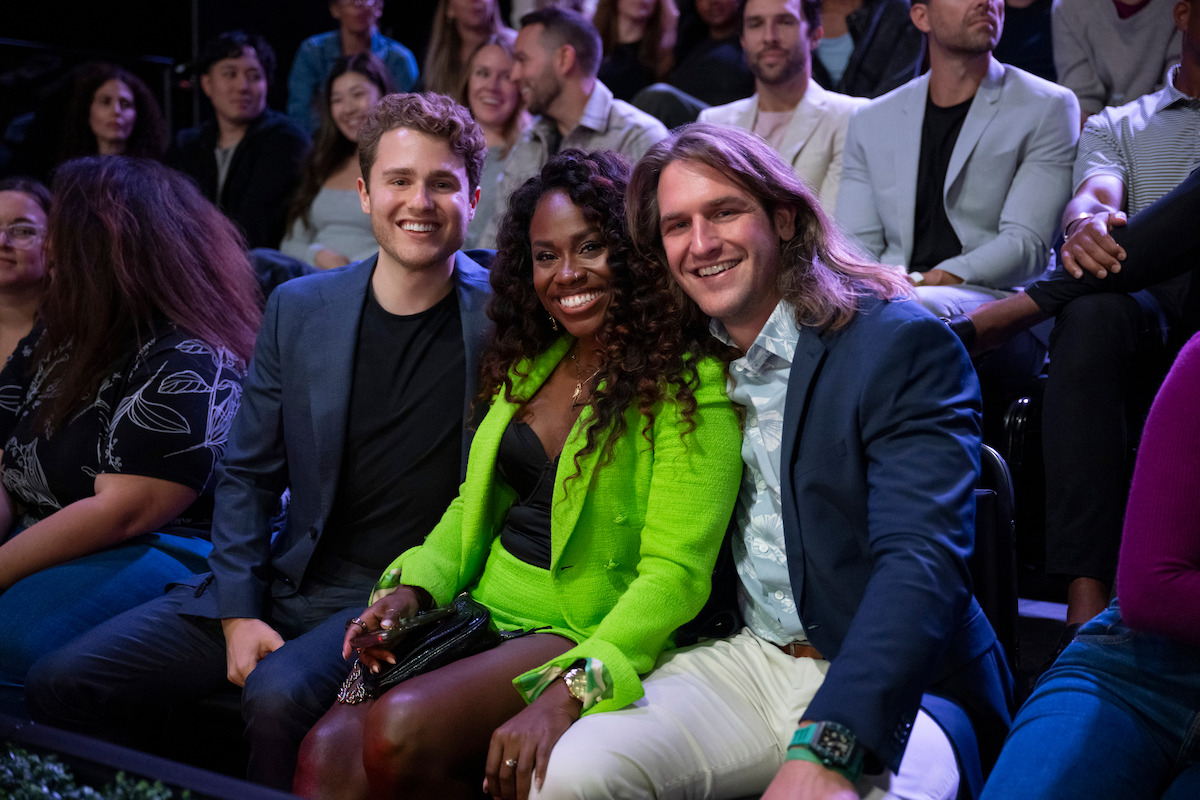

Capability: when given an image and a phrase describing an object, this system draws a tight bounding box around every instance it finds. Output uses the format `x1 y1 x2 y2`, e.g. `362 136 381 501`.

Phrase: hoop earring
549 314 559 332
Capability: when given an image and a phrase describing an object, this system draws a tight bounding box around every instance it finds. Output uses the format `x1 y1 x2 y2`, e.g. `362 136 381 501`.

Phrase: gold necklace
570 344 601 408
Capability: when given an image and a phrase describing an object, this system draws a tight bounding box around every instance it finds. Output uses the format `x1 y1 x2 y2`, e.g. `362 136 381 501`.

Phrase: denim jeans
981 600 1200 799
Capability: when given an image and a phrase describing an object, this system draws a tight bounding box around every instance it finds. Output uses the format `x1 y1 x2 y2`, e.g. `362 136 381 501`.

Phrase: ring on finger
346 617 367 630
504 758 518 768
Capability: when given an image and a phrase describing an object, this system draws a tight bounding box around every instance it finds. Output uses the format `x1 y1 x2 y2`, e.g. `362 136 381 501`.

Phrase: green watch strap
786 726 865 783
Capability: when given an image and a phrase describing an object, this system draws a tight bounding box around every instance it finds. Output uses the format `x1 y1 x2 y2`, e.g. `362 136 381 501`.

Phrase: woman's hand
340 584 429 664
313 248 352 270
483 680 582 800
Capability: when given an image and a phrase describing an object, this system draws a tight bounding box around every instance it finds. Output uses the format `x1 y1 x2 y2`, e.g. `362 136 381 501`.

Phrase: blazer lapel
305 258 374 517
781 84 826 167
946 59 1004 197
780 326 829 607
894 77 928 265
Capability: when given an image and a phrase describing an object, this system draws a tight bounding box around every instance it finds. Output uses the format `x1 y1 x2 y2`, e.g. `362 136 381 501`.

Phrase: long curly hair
479 149 725 477
59 63 168 161
285 53 395 236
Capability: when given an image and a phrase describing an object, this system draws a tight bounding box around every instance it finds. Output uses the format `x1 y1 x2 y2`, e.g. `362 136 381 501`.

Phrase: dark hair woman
294 149 742 799
0 156 261 713
593 0 679 100
281 53 395 269
0 178 51 361
59 62 168 161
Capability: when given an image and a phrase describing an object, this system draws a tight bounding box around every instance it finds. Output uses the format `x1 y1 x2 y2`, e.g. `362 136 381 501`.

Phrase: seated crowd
0 1 1197 799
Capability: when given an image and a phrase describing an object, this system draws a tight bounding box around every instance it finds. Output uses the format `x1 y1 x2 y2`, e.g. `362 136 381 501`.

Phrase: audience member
951 0 1200 630
59 63 167 161
812 0 925 98
523 121 1011 800
699 0 866 213
294 147 742 800
979 330 1200 800
637 0 755 123
461 33 532 250
424 0 514 98
27 92 494 791
480 5 667 246
594 0 679 100
288 0 419 134
1054 0 1181 124
281 54 394 269
0 156 260 716
836 0 1077 341
0 178 49 361
168 31 310 249
993 0 1055 81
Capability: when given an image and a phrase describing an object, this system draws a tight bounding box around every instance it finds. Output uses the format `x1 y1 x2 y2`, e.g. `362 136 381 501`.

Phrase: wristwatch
561 661 589 705
787 721 866 782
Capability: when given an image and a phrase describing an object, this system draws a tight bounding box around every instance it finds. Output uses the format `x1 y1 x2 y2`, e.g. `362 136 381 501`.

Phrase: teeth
560 291 601 309
401 222 436 232
698 261 736 277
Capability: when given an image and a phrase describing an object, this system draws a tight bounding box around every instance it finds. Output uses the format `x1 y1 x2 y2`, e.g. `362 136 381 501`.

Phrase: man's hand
913 269 964 287
221 617 284 687
1061 211 1126 279
762 759 858 800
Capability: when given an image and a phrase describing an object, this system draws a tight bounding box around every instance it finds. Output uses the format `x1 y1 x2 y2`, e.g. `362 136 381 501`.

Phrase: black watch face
814 725 856 765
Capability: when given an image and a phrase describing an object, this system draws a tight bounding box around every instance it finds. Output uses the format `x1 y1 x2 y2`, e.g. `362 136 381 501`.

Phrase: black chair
970 443 1020 673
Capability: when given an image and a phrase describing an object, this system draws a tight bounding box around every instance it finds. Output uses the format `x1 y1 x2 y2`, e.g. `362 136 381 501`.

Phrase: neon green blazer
385 337 742 714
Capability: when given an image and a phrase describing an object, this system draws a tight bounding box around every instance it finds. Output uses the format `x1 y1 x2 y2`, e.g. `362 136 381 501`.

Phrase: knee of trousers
24 649 81 723
531 733 654 800
241 657 320 737
1050 294 1145 358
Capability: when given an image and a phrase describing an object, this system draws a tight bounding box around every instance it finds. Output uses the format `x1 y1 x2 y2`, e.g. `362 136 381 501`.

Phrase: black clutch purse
337 592 501 705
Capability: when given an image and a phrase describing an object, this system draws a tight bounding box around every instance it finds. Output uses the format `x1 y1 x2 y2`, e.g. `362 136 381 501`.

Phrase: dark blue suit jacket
777 296 1012 772
186 252 493 620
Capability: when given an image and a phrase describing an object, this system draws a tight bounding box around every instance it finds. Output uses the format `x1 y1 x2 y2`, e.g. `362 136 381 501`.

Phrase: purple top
1117 331 1200 645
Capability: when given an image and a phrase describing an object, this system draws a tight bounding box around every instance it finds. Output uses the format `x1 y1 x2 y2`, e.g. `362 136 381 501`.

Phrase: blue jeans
981 601 1200 799
0 531 211 716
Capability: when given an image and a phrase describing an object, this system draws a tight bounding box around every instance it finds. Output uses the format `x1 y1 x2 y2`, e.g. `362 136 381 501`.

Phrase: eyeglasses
0 224 44 248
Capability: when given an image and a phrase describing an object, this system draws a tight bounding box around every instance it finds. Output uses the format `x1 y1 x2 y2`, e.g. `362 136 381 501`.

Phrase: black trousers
25 563 373 791
1025 167 1200 581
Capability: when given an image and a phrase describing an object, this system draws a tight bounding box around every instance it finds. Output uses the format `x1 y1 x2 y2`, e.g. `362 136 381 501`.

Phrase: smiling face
742 0 820 87
657 159 794 351
330 70 383 143
512 24 563 116
89 78 137 154
530 189 614 348
0 191 48 292
200 49 268 128
359 127 478 273
913 0 1003 57
468 44 521 132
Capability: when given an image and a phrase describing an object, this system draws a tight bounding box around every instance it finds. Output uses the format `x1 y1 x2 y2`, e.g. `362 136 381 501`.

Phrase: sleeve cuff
514 657 611 711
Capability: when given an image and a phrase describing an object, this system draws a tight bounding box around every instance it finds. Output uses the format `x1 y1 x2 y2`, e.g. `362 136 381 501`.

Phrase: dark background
1 0 442 140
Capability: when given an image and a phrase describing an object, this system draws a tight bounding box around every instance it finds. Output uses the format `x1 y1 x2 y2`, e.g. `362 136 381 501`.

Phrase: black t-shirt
910 93 973 274
599 41 655 101
317 286 466 569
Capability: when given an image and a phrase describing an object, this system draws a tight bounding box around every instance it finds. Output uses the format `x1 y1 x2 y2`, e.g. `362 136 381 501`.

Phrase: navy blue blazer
778 296 1012 771
188 252 493 620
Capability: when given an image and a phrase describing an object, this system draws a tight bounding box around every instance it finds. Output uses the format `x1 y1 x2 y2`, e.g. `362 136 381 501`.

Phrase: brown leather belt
777 641 824 660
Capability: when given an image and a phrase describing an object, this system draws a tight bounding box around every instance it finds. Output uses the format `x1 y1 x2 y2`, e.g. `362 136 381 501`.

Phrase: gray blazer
189 252 493 619
835 58 1079 288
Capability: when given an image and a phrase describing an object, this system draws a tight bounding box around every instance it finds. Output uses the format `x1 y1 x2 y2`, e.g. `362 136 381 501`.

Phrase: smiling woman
281 54 396 269
293 150 743 800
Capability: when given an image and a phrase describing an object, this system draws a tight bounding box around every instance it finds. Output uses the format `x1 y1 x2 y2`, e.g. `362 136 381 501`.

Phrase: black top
995 0 1056 82
317 287 466 568
496 419 556 569
667 35 755 107
166 109 310 249
599 41 656 101
910 94 973 273
0 325 245 534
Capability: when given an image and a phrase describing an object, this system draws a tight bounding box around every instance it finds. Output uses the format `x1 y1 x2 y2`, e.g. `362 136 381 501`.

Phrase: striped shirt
1075 65 1200 215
